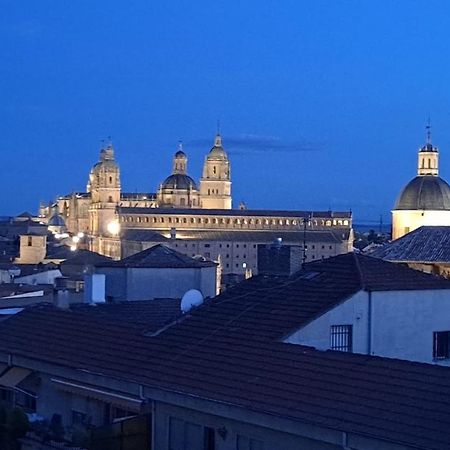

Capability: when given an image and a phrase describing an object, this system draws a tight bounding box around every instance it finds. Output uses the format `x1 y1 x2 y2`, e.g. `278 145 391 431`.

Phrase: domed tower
48 204 67 235
199 134 232 209
88 143 121 238
392 126 450 239
157 143 200 208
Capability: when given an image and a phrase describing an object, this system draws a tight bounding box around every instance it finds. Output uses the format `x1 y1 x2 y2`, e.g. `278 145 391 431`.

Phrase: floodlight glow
77 232 84 238
72 236 80 244
107 220 121 236
70 245 77 251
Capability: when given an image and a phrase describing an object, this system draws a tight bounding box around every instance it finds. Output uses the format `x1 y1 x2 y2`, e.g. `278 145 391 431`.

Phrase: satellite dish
181 289 204 313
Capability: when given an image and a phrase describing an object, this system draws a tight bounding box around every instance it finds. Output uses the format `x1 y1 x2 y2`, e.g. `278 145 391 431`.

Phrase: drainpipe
367 291 373 355
151 399 156 450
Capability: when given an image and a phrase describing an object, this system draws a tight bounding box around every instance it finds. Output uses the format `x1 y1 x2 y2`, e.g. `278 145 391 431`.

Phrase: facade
392 131 450 239
40 134 353 271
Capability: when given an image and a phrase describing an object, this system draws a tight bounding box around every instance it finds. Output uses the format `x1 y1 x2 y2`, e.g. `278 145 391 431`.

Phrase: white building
283 253 450 365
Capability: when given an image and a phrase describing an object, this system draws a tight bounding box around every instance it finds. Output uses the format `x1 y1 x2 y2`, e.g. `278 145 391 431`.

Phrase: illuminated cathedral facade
40 134 353 273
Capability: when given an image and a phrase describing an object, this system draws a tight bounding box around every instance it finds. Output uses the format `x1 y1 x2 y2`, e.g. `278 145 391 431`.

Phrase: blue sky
1 0 450 223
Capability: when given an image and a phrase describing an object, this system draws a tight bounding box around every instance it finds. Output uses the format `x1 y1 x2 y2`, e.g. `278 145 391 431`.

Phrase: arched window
108 196 113 203
180 198 186 206
213 166 216 174
109 176 113 184
428 158 431 168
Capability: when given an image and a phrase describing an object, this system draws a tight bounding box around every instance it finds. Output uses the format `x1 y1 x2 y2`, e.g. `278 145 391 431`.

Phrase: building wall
13 269 62 286
97 266 217 301
285 289 450 365
16 235 47 264
392 209 450 240
153 402 342 450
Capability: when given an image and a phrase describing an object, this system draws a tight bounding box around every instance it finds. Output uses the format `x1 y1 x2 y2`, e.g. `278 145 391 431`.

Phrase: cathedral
40 133 353 277
392 129 450 239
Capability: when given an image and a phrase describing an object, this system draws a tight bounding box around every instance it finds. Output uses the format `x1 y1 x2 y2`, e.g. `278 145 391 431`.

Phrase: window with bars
330 325 353 352
433 331 450 359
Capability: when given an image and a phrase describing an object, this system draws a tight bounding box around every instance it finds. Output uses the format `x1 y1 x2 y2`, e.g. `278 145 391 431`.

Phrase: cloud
188 134 324 155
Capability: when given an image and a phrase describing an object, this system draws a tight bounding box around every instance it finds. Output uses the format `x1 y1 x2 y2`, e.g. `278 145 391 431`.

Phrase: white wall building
283 253 450 365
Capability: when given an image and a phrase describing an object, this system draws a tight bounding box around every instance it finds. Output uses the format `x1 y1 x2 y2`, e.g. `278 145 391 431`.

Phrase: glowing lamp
107 220 121 236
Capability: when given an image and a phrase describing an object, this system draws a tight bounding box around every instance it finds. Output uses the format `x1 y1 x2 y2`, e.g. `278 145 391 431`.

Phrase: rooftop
118 207 352 219
97 244 216 268
2 254 450 449
370 226 450 263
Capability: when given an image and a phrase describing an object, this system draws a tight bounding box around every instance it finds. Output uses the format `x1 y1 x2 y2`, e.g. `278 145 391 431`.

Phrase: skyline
2 1 450 222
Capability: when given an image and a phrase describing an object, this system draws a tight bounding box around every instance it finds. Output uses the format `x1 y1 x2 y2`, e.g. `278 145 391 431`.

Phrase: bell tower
88 142 121 244
418 122 439 176
199 134 232 209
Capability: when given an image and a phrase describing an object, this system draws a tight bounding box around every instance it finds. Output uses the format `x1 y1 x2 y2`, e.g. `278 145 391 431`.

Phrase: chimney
84 274 106 304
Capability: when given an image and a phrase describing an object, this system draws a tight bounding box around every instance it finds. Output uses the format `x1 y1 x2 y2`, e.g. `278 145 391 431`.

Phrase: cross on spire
426 118 432 144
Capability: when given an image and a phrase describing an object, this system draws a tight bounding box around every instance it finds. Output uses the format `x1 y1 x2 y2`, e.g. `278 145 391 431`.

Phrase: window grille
330 325 353 352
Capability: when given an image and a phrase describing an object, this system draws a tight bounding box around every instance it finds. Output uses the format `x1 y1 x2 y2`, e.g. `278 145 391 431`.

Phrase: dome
175 150 186 158
207 134 228 160
91 145 119 174
394 176 450 210
419 142 438 153
161 174 197 190
48 213 66 227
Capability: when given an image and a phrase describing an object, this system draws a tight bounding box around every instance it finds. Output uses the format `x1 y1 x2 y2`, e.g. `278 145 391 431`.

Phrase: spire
214 120 222 146
426 118 432 144
177 140 183 153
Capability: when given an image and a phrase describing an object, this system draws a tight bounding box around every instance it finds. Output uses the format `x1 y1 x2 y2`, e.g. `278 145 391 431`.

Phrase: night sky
1 1 450 224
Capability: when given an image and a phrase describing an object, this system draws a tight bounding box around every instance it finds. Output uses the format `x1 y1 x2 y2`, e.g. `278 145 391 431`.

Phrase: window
72 411 87 426
27 236 33 246
237 435 264 450
168 417 214 450
330 325 353 352
433 331 450 359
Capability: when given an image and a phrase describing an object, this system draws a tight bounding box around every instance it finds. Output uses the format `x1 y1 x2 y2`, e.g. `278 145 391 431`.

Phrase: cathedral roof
394 176 450 211
48 213 66 227
161 174 198 191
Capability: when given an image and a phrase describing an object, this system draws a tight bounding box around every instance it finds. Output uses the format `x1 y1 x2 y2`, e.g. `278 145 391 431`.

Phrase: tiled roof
118 207 352 219
68 299 181 333
61 250 113 266
2 254 450 448
122 229 349 244
306 252 450 291
370 226 450 263
97 244 216 268
121 229 170 242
